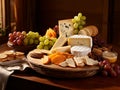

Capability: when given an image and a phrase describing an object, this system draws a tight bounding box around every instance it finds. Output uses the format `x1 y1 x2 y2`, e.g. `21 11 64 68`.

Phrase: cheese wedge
59 19 74 37
50 45 71 53
50 35 67 50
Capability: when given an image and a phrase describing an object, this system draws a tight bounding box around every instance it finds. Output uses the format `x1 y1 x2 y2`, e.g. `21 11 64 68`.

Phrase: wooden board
27 49 99 78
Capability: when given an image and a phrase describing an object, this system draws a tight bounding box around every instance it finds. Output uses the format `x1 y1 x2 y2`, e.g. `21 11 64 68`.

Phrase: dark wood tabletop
0 43 120 90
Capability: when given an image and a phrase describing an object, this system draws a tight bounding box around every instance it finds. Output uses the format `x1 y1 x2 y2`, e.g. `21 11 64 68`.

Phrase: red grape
99 61 104 67
99 60 120 77
110 68 117 77
9 37 14 42
13 40 17 45
9 33 13 37
17 39 22 45
16 31 21 36
104 64 111 71
102 70 108 76
13 31 17 36
102 60 110 65
112 64 120 74
19 34 24 40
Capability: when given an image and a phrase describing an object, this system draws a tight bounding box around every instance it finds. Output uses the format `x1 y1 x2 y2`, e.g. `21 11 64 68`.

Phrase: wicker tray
27 49 99 78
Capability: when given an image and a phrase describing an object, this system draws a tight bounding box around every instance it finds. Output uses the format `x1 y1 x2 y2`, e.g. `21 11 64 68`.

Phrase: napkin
0 59 29 90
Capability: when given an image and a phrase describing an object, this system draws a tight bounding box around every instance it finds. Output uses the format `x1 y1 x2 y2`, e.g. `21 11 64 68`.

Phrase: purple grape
104 64 111 71
109 68 117 77
102 70 108 76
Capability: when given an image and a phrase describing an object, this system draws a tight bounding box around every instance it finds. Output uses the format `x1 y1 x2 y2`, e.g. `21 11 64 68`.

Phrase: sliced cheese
50 45 71 53
50 35 67 50
68 35 92 47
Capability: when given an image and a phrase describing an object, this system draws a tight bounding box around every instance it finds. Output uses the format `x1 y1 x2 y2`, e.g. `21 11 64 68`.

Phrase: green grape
80 20 86 25
76 17 80 22
48 45 52 49
78 25 83 30
44 39 49 45
37 44 43 49
23 38 29 45
28 31 33 35
73 23 78 29
72 19 76 23
21 31 26 36
44 45 49 50
73 29 79 34
34 39 39 44
34 32 39 38
74 16 80 22
72 12 86 34
29 38 34 45
39 36 45 42
49 40 54 46
74 16 78 22
81 16 86 20
78 12 82 18
31 34 36 39
39 41 44 46
26 34 31 38
51 38 57 43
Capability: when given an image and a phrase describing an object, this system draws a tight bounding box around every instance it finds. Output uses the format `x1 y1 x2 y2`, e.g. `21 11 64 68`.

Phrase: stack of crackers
0 50 25 62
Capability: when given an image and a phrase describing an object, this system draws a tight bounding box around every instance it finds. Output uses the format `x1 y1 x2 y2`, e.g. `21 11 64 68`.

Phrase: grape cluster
8 31 40 46
8 31 25 45
93 36 106 48
23 31 40 45
99 60 120 77
37 36 57 50
72 12 86 34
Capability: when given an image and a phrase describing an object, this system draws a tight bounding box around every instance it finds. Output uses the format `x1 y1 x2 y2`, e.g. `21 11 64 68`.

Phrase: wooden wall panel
111 0 120 46
4 0 109 41
36 0 109 40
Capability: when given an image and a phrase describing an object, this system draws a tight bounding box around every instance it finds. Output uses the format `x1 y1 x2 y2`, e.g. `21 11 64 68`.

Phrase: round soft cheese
71 46 91 57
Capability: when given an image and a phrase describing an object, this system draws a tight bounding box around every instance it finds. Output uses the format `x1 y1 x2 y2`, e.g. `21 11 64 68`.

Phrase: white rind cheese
68 35 93 47
71 46 91 57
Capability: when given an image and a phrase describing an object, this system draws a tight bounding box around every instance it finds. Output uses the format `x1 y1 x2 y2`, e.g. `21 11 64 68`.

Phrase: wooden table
1 44 120 90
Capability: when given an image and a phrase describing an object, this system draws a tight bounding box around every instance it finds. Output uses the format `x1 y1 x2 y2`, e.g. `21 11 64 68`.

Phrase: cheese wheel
71 46 91 57
68 35 92 47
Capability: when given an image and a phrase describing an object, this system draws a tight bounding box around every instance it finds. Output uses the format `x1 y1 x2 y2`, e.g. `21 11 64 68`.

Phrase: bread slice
40 55 50 64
